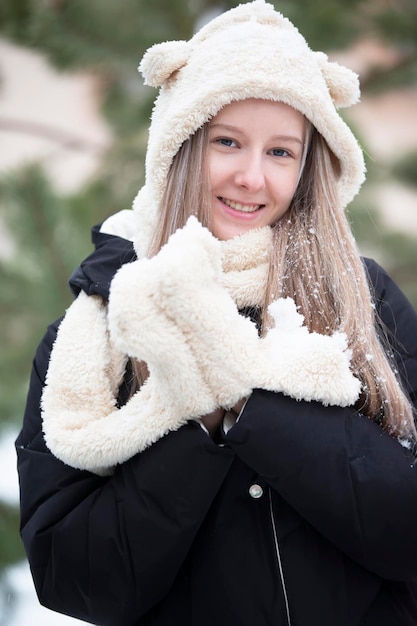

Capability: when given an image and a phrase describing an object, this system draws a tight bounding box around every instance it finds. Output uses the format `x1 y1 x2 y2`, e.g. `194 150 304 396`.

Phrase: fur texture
129 0 365 256
42 219 360 475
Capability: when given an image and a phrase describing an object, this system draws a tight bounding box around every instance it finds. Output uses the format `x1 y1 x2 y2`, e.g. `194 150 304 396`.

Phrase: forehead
210 99 306 135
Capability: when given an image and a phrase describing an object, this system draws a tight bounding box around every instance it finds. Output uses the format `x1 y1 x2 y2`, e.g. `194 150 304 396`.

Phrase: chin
212 221 254 241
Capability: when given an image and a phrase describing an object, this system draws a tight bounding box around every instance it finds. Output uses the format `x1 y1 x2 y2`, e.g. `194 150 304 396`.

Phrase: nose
234 151 266 192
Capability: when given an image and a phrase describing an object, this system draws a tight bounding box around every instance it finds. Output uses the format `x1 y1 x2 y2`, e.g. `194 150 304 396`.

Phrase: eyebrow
209 123 304 145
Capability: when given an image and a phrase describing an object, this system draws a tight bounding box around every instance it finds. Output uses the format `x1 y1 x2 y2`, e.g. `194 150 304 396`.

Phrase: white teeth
221 198 262 212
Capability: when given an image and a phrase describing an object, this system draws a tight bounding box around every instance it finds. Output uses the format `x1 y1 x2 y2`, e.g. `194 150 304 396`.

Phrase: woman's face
208 98 306 240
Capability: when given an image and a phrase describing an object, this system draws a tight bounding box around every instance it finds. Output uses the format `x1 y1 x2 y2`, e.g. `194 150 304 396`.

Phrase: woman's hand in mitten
118 217 261 411
107 222 218 419
258 298 361 407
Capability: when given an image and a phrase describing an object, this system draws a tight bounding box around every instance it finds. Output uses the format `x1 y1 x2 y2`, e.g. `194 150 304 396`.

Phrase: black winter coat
16 226 417 626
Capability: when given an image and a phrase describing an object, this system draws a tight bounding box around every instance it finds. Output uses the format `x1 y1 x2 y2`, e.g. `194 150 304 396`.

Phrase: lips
219 197 264 213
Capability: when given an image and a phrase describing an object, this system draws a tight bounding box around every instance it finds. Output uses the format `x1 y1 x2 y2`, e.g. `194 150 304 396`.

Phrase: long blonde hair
141 121 415 441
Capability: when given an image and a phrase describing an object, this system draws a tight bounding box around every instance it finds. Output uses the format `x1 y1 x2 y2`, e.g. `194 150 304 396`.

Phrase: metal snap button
249 483 263 499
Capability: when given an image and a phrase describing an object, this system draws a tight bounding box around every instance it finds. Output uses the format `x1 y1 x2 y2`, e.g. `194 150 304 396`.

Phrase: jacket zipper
268 488 292 626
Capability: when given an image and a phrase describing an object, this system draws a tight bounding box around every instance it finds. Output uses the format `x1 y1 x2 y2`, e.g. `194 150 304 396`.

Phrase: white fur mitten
107 217 260 412
258 298 361 406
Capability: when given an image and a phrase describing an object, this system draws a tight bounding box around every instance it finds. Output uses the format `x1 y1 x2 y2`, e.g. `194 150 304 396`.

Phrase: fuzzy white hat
132 0 365 254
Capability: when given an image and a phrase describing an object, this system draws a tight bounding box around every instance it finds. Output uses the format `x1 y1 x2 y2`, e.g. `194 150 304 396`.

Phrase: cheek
208 158 225 189
272 168 300 203
289 174 301 199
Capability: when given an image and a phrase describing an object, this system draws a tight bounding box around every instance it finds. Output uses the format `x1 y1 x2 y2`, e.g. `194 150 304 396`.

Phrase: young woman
16 2 417 625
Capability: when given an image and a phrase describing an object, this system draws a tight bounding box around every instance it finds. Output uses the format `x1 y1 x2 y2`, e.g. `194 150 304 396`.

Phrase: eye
271 147 291 158
215 137 237 148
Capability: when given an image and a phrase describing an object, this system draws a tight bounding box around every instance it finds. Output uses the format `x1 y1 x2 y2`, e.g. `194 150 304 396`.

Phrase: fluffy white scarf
42 218 360 475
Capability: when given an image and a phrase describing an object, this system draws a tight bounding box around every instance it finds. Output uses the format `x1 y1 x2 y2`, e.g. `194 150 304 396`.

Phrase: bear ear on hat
139 40 189 87
316 51 360 108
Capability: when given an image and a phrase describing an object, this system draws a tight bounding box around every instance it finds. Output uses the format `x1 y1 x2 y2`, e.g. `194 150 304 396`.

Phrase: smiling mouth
219 197 264 213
